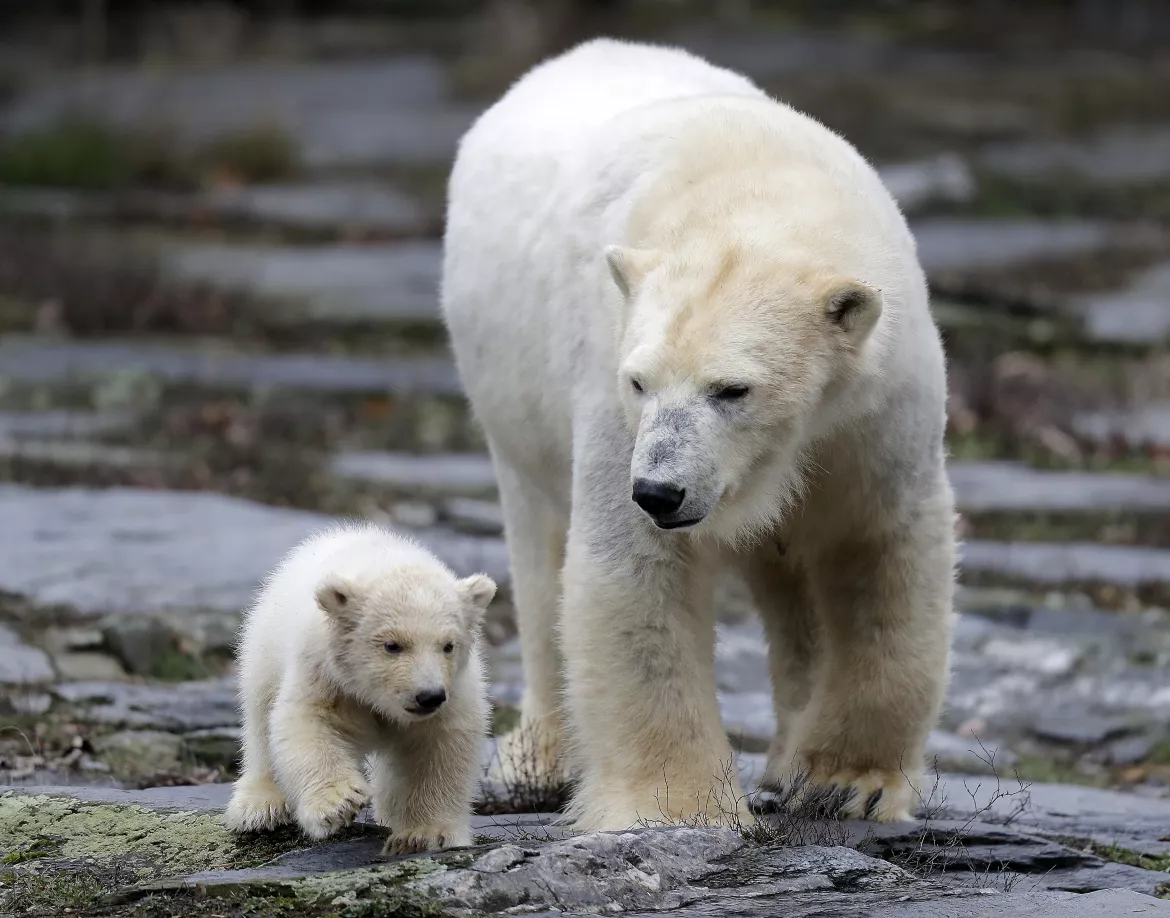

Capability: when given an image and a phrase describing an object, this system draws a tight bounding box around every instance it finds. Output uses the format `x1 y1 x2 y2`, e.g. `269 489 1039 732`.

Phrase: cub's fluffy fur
223 522 494 854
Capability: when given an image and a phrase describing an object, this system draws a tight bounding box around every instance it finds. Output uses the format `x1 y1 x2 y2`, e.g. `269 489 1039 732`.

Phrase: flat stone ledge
0 485 509 618
951 461 1170 513
961 539 1170 590
0 338 462 396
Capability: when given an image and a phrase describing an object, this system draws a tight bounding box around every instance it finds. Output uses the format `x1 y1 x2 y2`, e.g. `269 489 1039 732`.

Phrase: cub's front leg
269 684 371 840
372 716 482 856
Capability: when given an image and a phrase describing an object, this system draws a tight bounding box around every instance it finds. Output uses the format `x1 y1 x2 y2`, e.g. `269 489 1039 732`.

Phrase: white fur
223 522 494 854
442 39 955 830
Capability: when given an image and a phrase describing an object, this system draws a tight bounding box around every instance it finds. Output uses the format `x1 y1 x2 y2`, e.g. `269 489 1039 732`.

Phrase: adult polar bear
442 38 955 830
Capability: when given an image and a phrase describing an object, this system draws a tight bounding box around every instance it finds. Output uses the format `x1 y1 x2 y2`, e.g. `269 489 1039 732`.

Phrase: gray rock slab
2 58 480 168
958 588 1170 643
164 241 442 324
924 731 1019 775
55 678 240 731
667 26 891 82
978 125 1170 185
738 752 1170 867
0 782 237 811
441 497 504 536
51 651 128 682
329 450 497 495
713 621 771 694
1073 261 1170 344
852 818 1170 897
0 410 136 440
878 153 976 212
0 338 461 396
0 484 507 618
195 182 434 235
912 219 1110 274
0 184 437 238
0 437 170 470
5 784 1164 912
1029 712 1133 746
975 633 1087 677
172 826 1012 916
960 539 1170 590
1075 405 1170 449
169 827 1123 918
1030 891 1170 917
951 461 1170 512
934 774 1170 859
944 663 1170 745
0 623 54 684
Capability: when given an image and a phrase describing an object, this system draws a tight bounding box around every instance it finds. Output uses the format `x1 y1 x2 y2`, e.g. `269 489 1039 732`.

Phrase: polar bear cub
223 522 495 854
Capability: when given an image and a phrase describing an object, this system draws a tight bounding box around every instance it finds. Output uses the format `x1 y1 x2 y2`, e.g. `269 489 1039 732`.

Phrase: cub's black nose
414 688 447 711
632 478 685 517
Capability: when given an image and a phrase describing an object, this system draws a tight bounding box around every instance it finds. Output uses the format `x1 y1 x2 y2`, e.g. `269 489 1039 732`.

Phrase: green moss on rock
0 792 345 878
0 792 240 874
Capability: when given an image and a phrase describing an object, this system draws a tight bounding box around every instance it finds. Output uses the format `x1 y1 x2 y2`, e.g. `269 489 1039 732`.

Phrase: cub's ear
604 246 661 299
315 573 360 625
457 573 497 625
824 279 882 343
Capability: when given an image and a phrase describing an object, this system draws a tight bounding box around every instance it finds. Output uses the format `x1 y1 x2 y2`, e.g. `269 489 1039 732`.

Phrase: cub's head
606 242 884 542
316 563 495 725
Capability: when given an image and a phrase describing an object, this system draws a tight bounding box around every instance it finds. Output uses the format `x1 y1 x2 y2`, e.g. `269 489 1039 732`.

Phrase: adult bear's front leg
559 453 749 831
769 504 955 822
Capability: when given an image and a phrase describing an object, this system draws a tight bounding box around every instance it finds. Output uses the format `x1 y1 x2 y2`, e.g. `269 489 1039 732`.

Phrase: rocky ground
2 5 1170 915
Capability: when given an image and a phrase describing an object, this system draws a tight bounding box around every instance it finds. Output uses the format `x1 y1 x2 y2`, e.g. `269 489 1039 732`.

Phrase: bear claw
224 779 292 833
758 763 913 822
296 778 370 839
381 825 465 856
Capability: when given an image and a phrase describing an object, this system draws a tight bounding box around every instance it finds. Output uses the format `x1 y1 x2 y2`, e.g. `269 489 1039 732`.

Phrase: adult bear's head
606 239 885 543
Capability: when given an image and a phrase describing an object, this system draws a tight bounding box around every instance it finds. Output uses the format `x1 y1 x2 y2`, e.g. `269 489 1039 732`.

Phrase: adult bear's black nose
632 478 685 517
414 688 447 711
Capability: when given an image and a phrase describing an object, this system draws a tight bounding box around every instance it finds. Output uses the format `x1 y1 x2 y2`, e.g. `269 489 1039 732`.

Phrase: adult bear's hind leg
489 459 570 795
775 504 955 822
739 549 821 798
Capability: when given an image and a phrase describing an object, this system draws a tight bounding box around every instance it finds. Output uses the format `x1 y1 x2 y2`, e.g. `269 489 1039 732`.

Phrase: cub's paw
762 756 917 823
381 824 469 856
224 778 292 833
296 777 371 839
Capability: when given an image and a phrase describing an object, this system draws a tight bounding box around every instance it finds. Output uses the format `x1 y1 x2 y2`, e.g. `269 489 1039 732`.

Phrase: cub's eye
714 385 750 401
631 379 644 394
384 642 403 654
443 642 455 654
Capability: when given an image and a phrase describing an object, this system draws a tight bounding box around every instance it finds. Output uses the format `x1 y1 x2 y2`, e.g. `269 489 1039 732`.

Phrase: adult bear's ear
823 279 882 343
315 573 360 627
605 246 661 299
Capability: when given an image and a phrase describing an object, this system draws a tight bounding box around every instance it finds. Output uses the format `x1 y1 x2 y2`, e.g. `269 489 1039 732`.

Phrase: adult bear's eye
443 642 455 654
384 642 403 654
631 378 644 394
714 385 750 401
